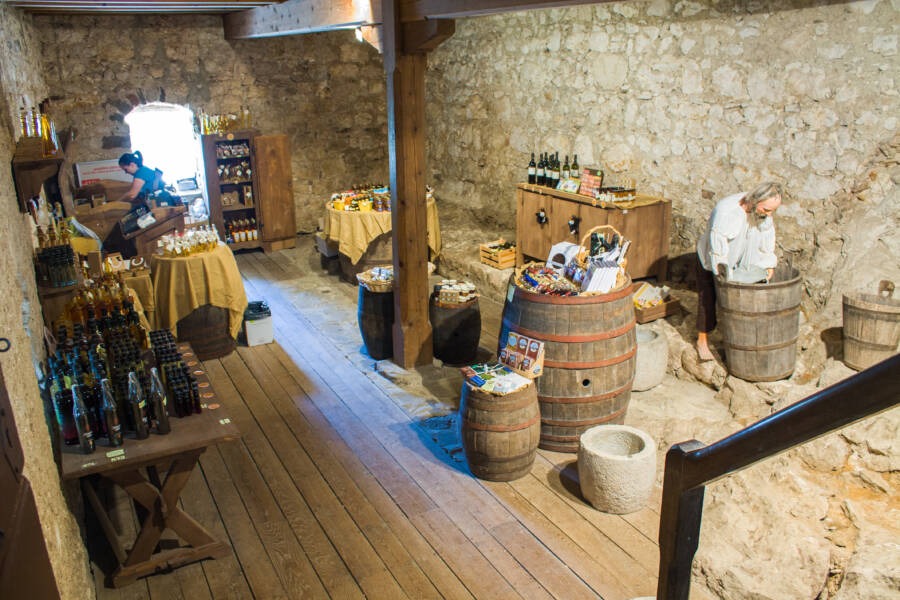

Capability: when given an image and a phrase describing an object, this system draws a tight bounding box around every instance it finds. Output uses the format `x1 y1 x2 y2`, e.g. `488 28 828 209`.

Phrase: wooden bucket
357 285 394 360
716 266 801 382
499 278 636 453
459 380 540 482
842 281 900 371
429 295 481 365
176 304 236 361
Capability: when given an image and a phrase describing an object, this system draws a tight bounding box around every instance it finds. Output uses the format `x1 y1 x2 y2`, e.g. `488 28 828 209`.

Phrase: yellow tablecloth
323 197 441 265
150 243 248 339
123 270 156 329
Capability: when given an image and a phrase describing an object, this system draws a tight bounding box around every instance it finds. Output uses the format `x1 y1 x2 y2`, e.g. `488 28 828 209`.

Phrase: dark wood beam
224 0 380 40
402 19 454 54
384 0 433 368
400 0 613 21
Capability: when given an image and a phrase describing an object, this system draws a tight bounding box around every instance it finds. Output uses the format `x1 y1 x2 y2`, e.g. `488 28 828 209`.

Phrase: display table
123 270 156 330
323 197 441 265
150 243 248 340
60 344 240 587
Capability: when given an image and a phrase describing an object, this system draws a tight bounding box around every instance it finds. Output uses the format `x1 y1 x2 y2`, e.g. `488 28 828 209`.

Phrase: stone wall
0 5 93 598
34 15 389 232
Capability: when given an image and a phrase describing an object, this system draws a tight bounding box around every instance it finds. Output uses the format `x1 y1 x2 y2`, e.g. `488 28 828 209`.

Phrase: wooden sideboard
515 183 671 281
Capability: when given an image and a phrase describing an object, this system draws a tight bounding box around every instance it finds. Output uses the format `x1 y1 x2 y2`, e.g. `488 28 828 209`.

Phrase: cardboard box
245 316 273 346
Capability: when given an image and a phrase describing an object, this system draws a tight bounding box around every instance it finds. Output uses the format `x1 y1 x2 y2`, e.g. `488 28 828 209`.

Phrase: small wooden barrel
357 285 394 360
429 295 481 365
459 380 540 482
499 277 636 453
716 266 801 382
176 304 236 361
842 282 900 371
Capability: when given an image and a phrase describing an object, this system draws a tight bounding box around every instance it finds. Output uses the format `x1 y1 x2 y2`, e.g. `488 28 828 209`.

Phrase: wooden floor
87 241 666 600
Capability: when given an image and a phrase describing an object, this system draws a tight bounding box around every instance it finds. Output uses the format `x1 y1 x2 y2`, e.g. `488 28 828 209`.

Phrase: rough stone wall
34 15 389 232
0 5 93 598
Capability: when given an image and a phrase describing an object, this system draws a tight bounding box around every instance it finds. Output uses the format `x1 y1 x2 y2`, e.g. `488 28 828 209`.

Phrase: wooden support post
383 0 433 367
657 440 706 600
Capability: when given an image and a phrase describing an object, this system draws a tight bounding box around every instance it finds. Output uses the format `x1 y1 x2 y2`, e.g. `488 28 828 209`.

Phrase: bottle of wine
536 153 546 186
571 154 580 179
527 153 536 184
100 378 123 447
127 371 150 439
562 155 570 181
149 367 171 434
72 384 96 454
551 153 561 188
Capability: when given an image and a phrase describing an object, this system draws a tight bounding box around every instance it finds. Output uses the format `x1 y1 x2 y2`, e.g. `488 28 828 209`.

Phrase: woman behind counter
118 150 163 204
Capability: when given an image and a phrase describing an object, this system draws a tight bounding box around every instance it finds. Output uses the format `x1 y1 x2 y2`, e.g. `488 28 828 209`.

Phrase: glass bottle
571 154 580 179
72 384 96 454
127 371 150 439
536 153 546 186
527 153 536 184
149 367 171 434
562 155 570 181
100 378 123 447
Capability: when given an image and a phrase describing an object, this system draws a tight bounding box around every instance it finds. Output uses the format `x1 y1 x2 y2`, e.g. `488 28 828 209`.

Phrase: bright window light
124 102 201 185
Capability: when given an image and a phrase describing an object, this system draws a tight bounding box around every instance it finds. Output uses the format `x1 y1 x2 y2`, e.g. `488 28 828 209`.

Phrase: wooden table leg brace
85 447 230 587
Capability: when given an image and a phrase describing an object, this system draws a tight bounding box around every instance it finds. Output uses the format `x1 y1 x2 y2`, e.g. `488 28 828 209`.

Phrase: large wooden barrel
459 380 540 481
716 266 801 382
499 278 636 453
429 295 481 365
842 282 900 371
176 304 236 361
357 285 394 360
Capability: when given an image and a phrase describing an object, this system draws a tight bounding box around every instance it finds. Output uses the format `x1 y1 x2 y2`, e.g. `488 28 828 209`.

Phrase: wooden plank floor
86 237 669 600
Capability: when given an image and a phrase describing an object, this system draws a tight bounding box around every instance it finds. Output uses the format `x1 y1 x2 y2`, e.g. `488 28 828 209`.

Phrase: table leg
103 448 230 587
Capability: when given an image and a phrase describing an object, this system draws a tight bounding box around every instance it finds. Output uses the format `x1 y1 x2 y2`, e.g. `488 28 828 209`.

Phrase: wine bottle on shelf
536 153 546 186
100 378 123 447
72 384 96 454
562 155 570 181
527 153 536 184
571 154 580 179
127 371 150 439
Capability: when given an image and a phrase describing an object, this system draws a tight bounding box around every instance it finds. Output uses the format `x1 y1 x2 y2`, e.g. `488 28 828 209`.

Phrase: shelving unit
201 131 295 253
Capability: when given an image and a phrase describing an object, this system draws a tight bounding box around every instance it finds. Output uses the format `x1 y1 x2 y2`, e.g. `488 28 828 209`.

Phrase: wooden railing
656 353 900 599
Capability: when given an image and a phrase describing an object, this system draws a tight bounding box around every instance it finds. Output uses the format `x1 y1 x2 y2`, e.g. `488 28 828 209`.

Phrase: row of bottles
216 159 252 184
198 106 253 135
18 99 62 157
35 222 77 288
527 152 581 187
225 218 259 244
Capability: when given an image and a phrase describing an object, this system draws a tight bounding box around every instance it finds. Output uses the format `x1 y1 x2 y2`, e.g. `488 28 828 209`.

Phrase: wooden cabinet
515 183 672 281
11 138 64 214
202 131 296 252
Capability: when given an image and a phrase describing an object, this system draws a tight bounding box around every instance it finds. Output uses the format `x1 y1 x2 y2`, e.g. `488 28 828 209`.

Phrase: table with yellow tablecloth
150 243 248 339
323 197 441 265
122 269 156 329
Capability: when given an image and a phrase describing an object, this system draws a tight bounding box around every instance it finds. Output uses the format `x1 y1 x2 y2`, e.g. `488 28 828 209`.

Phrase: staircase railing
656 353 900 599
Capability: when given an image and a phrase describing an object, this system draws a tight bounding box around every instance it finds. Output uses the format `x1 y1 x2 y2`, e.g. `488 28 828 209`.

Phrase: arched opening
124 102 206 219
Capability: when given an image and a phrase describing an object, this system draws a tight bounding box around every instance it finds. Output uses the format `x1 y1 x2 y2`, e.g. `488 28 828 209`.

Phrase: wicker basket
356 268 394 292
574 225 624 268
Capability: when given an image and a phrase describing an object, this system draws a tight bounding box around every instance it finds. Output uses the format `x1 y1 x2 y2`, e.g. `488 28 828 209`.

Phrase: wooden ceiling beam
224 0 381 40
399 0 613 21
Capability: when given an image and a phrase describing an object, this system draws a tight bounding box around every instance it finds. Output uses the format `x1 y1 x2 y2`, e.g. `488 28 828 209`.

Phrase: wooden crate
635 296 681 324
480 239 516 269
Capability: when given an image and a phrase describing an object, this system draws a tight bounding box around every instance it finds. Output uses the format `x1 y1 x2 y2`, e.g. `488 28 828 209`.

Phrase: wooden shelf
218 180 252 186
225 240 261 251
216 155 250 160
223 204 255 213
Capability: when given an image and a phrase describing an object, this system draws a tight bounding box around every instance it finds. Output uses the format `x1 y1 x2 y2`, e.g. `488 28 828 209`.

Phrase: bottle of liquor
551 153 561 189
72 384 96 454
536 153 546 186
149 367 171 434
127 371 150 439
562 155 570 181
571 154 580 179
527 153 536 184
100 378 123 447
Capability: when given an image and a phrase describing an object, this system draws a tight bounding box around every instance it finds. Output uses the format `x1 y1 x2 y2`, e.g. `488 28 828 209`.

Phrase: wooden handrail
657 353 900 599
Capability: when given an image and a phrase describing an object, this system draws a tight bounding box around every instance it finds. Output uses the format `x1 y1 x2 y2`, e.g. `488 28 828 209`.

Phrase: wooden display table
150 243 248 359
60 345 240 587
323 198 442 269
515 183 671 281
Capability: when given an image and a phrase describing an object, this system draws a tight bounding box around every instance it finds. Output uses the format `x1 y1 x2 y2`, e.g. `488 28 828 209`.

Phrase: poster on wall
76 160 132 186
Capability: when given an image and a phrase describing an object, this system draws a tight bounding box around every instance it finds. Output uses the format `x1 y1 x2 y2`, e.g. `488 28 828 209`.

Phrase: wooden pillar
383 0 432 367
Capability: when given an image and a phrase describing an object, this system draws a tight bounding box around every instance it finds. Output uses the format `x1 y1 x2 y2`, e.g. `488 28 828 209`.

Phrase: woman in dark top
117 150 162 204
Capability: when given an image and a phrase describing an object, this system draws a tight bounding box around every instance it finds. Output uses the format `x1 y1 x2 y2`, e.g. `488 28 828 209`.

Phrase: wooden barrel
459 380 540 481
499 278 636 453
842 282 900 371
429 295 481 365
176 304 236 361
357 285 394 360
716 266 801 382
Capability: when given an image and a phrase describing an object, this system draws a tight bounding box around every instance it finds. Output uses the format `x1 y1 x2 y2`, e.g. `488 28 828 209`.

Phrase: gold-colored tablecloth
323 197 441 265
150 243 248 339
123 270 156 329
